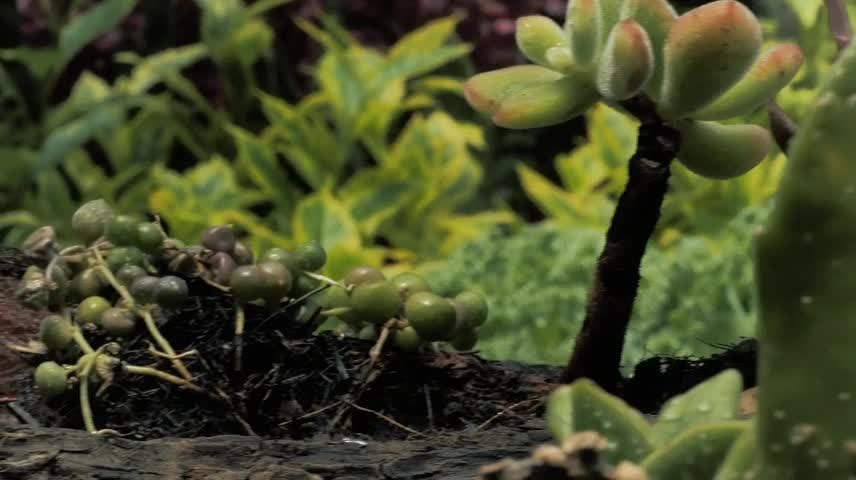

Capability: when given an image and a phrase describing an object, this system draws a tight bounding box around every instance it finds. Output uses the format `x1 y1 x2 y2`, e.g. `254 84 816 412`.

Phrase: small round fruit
72 268 104 299
291 274 319 298
135 222 165 253
34 361 68 399
390 272 432 299
450 327 478 351
344 266 385 287
393 326 422 352
77 296 111 325
39 314 74 351
209 251 237 285
201 225 236 253
320 285 359 326
350 281 402 325
101 308 137 337
257 261 293 304
294 241 326 271
106 246 146 272
229 265 263 304
454 291 489 328
405 292 457 342
105 214 139 246
357 324 378 340
116 264 147 288
231 241 254 265
154 276 188 309
260 248 302 274
130 275 160 304
71 199 113 243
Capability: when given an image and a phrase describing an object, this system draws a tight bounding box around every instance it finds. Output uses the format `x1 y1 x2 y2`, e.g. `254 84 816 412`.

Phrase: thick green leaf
229 126 295 208
120 44 208 95
292 190 362 252
36 102 124 170
340 169 412 237
58 0 136 70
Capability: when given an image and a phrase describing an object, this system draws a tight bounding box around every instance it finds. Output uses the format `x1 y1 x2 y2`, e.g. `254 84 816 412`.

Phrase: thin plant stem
124 364 203 393
90 247 193 380
71 328 95 355
78 346 108 434
234 303 245 372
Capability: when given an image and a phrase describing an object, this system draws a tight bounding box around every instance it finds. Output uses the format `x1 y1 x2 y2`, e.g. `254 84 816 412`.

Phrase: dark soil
0 246 758 478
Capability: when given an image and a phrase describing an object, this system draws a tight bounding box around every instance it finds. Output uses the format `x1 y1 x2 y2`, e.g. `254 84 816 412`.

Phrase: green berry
356 324 377 340
77 296 111 325
229 265 263 304
209 252 237 285
106 246 147 272
231 241 254 265
71 199 113 244
405 292 457 342
135 222 165 253
320 285 359 326
116 264 147 288
34 361 68 399
450 327 478 351
344 266 385 287
393 326 422 352
294 241 326 272
257 261 293 305
39 314 74 351
201 225 236 253
389 272 432 299
101 308 137 337
130 275 159 304
454 291 489 328
72 268 105 299
291 274 320 298
154 276 188 309
350 281 402 325
105 215 139 246
260 247 302 274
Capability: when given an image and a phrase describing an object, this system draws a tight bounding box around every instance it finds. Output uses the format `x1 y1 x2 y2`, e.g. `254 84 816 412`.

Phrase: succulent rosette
464 0 804 179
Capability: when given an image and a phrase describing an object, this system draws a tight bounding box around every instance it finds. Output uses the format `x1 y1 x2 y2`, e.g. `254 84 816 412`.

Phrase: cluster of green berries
320 266 488 352
20 198 491 400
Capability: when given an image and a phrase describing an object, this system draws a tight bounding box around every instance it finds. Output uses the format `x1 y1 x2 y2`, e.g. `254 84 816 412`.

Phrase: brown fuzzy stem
825 0 853 52
767 101 799 154
563 103 680 392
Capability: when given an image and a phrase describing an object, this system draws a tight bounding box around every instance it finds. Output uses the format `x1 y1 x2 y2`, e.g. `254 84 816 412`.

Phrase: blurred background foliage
0 0 844 366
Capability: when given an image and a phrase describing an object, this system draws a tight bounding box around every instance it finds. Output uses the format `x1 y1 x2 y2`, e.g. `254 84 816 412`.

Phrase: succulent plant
465 0 803 180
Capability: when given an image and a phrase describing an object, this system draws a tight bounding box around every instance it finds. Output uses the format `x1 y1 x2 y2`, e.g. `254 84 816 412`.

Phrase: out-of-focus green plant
150 16 518 279
0 0 289 245
517 103 784 245
427 202 766 369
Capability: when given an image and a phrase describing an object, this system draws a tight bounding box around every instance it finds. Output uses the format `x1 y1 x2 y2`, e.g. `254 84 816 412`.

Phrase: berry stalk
564 98 680 391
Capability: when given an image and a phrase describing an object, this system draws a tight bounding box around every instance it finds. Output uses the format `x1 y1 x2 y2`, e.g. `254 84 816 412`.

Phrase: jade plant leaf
620 0 677 101
546 379 655 463
692 43 805 121
675 121 771 180
658 0 763 119
596 19 654 101
565 0 602 66
515 15 569 68
651 369 744 445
